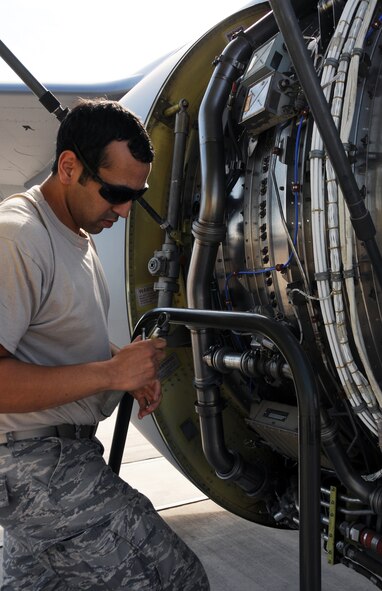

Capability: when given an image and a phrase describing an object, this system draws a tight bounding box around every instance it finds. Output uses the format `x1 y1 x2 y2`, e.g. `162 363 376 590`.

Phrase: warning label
135 284 158 309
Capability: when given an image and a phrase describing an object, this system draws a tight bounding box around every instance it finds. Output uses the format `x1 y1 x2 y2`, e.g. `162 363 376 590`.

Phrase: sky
0 1 250 85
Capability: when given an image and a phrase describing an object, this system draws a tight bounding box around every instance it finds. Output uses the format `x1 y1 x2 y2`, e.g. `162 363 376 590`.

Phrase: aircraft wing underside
0 76 147 198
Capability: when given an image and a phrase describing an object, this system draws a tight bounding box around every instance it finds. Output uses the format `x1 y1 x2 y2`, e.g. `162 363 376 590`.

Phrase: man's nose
111 201 133 218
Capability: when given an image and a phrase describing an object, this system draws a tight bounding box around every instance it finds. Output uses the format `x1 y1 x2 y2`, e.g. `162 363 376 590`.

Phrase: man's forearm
0 357 113 413
0 337 166 413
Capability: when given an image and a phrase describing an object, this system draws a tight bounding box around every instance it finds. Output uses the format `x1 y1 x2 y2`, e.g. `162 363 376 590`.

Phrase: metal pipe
187 7 282 311
133 306 322 591
320 408 382 513
203 346 292 380
338 543 382 579
154 100 189 309
268 0 382 291
166 99 189 232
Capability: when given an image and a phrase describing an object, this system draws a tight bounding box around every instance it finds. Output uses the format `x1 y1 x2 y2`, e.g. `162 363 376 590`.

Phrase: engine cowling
116 0 382 582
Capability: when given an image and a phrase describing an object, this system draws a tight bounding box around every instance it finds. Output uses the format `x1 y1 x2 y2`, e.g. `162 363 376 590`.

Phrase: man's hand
108 335 166 394
109 336 166 418
132 379 162 419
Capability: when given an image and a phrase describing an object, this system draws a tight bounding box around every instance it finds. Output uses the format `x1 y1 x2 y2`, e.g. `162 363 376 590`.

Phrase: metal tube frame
109 307 322 591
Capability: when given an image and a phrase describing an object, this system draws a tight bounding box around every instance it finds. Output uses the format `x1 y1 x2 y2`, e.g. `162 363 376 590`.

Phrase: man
0 98 209 590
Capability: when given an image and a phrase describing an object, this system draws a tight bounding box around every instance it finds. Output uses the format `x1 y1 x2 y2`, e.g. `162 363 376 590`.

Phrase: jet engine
113 0 382 585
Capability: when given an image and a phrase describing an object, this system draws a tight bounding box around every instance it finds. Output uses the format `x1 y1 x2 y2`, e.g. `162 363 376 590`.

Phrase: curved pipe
187 8 285 312
320 408 382 512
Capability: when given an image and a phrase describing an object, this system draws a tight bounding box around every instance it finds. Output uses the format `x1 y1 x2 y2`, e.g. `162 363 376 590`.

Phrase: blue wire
225 13 382 311
365 14 382 41
224 115 305 310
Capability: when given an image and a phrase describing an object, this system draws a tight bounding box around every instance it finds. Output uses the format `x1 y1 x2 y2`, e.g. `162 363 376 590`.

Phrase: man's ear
58 150 79 185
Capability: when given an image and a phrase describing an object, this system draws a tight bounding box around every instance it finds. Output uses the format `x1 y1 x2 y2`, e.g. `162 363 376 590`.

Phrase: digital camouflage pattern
0 436 210 590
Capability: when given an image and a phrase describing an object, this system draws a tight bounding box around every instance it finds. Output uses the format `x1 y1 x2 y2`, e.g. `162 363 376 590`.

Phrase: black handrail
109 307 322 591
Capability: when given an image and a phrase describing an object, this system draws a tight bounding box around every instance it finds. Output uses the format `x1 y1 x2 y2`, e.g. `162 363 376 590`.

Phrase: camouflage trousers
0 436 210 590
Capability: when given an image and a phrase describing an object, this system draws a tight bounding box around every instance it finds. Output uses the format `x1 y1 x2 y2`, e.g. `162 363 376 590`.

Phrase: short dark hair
51 98 154 178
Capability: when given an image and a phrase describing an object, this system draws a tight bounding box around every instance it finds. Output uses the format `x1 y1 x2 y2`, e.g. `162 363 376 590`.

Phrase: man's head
52 98 154 177
45 99 154 234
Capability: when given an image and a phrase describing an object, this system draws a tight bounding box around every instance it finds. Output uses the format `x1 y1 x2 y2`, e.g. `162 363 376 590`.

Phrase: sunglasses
72 142 149 205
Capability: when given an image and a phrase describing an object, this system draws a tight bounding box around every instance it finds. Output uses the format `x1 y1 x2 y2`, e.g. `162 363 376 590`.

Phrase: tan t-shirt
0 186 123 432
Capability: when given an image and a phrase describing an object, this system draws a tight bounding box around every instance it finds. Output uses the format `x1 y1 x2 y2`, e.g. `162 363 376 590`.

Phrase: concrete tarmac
99 416 376 591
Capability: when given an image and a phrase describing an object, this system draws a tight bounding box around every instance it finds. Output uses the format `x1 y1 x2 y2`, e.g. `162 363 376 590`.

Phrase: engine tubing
269 0 382 291
320 409 382 511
